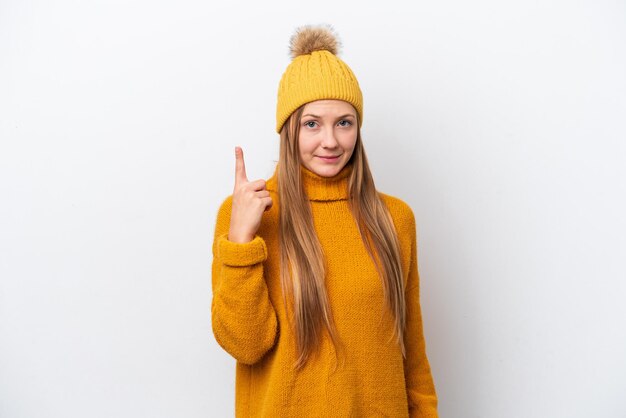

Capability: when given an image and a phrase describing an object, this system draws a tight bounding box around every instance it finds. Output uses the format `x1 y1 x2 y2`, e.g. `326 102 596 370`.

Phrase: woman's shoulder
377 191 417 232
377 191 414 216
216 193 233 214
213 195 234 233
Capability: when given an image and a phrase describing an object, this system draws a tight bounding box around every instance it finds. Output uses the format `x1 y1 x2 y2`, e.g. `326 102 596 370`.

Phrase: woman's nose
321 128 339 148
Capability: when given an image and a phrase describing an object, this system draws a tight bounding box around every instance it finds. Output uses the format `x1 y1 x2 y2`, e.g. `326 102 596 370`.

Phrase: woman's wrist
228 230 254 244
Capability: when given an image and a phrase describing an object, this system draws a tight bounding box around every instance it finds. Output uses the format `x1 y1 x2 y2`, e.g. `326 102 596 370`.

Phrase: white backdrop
1 1 625 417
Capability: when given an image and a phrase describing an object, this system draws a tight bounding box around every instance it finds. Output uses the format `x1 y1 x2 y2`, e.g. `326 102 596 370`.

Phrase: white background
1 1 625 417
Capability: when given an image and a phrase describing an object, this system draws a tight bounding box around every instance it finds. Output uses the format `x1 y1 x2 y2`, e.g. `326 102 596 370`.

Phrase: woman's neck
299 162 353 201
266 162 353 202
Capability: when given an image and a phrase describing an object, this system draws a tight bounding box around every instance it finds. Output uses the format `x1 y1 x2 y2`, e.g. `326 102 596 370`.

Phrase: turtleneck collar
266 162 353 201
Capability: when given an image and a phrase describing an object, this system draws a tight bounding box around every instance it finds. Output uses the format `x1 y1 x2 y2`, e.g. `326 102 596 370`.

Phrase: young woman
211 25 438 417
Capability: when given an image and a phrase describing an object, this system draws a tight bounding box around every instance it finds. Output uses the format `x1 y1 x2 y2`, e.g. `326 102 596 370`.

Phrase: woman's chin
310 161 344 177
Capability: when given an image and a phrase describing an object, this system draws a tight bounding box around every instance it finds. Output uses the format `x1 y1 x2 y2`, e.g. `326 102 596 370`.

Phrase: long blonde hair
277 104 407 371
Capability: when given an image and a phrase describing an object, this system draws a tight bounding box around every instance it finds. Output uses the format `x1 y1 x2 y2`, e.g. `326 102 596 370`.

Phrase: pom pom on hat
289 24 340 58
276 24 363 133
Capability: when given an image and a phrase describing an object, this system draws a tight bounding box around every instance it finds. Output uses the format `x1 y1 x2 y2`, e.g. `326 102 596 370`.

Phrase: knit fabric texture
211 162 438 417
275 49 363 133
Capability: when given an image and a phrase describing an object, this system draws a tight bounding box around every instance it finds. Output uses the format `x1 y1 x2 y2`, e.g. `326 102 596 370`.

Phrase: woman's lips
317 155 341 162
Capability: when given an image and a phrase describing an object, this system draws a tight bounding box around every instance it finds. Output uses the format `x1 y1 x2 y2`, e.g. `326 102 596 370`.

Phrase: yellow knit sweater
211 162 438 417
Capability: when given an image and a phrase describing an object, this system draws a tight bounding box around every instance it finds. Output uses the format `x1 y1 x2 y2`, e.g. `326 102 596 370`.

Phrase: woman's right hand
228 146 273 243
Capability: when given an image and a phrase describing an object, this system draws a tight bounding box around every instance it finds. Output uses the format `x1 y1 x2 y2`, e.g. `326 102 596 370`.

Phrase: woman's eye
304 121 317 128
338 120 352 127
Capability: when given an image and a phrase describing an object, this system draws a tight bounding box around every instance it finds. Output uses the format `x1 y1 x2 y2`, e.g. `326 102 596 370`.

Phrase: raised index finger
234 146 248 187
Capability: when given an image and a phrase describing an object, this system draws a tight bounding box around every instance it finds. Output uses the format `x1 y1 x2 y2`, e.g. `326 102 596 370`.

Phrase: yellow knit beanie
275 24 363 133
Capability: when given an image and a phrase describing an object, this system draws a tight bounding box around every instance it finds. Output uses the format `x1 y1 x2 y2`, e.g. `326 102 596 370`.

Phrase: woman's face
298 99 358 177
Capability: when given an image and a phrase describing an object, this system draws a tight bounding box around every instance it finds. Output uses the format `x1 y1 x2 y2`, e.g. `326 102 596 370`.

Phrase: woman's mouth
317 155 341 162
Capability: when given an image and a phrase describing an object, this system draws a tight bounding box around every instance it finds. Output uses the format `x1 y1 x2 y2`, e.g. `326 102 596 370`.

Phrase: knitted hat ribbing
275 25 363 133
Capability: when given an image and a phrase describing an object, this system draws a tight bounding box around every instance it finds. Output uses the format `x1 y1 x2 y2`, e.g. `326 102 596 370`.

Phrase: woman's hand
228 146 273 243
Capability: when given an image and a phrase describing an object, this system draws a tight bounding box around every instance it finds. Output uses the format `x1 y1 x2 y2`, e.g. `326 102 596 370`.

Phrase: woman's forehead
302 100 356 116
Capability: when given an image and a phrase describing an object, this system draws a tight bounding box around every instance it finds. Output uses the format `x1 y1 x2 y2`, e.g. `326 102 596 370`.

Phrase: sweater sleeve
210 196 279 365
403 209 439 418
